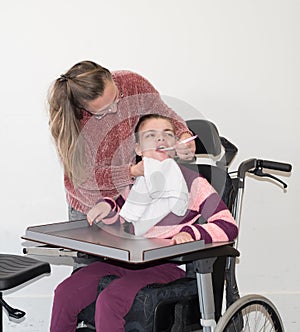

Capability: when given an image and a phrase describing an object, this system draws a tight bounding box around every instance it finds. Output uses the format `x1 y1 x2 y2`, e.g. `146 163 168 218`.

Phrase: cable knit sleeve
67 155 134 214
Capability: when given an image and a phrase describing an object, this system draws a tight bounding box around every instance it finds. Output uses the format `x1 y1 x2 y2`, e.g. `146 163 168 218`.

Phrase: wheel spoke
215 295 284 332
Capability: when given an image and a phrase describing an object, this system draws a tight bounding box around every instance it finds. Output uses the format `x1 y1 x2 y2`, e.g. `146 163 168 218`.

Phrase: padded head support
186 119 222 156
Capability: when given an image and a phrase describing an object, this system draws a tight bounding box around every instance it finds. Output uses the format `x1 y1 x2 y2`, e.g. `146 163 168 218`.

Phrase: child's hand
87 201 112 225
171 232 194 244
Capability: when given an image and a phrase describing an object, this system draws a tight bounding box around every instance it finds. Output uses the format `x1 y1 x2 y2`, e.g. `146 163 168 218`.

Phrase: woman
48 60 195 222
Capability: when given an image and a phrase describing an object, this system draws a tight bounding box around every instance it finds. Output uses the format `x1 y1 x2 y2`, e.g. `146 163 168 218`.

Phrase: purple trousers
50 261 185 332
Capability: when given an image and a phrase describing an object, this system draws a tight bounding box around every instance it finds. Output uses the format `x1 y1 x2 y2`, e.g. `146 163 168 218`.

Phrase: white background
0 0 299 330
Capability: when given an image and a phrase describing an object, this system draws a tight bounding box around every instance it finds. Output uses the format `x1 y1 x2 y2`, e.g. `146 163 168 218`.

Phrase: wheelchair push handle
237 158 292 189
257 159 292 173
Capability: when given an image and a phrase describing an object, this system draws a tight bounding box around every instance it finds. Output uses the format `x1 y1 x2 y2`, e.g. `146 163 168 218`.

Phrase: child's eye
166 132 175 138
145 132 155 139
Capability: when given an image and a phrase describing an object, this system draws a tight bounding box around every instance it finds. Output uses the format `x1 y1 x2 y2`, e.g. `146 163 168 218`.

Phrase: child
50 114 238 332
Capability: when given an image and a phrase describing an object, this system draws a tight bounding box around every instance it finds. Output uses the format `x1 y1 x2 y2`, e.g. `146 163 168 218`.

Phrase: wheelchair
73 119 292 332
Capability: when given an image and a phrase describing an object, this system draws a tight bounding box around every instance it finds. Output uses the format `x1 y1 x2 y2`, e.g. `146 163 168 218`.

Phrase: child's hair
135 114 175 142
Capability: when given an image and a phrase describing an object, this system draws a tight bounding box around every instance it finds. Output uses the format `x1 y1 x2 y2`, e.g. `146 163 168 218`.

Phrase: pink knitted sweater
65 71 190 213
99 165 238 244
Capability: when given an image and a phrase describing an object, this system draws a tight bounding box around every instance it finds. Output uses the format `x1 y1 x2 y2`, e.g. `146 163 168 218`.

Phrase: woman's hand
87 201 112 225
175 133 196 161
171 232 194 245
130 160 144 178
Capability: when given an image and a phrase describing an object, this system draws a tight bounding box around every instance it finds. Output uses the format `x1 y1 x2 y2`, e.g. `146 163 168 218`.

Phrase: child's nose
156 134 165 142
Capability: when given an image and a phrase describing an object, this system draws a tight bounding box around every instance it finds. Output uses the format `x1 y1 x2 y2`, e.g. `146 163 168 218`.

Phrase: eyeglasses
83 89 122 120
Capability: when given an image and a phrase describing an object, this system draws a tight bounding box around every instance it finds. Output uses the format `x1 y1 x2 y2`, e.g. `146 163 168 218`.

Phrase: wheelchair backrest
186 119 238 168
185 119 238 212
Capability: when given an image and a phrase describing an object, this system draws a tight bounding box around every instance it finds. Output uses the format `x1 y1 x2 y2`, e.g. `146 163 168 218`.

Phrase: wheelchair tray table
21 219 228 264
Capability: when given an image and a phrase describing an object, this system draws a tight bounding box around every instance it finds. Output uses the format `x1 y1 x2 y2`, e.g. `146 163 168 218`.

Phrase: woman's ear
135 143 142 156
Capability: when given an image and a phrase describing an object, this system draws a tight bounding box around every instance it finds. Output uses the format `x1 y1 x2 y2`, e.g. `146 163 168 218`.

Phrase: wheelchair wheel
215 294 284 332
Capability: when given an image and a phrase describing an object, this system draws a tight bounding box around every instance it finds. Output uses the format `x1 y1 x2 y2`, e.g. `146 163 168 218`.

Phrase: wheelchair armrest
164 244 239 264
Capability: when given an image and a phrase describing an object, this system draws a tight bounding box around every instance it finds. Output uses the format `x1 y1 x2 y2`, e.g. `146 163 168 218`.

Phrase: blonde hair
48 61 112 182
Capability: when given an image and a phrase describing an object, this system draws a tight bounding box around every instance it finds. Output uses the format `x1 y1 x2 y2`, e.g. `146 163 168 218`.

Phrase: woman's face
135 118 177 160
84 80 120 119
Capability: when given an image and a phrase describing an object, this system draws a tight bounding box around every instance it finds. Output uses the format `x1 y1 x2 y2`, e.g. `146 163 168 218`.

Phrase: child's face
135 118 177 160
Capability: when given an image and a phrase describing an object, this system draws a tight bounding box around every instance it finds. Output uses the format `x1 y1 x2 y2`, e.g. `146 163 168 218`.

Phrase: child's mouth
156 146 174 151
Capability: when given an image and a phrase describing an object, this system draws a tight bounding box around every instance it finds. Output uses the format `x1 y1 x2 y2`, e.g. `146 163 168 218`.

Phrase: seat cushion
78 276 198 332
77 256 227 331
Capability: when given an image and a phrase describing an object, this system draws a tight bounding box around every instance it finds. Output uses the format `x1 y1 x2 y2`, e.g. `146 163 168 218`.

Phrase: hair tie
58 74 69 82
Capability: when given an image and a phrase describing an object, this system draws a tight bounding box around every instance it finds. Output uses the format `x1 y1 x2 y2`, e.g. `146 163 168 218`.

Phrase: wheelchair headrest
186 119 222 156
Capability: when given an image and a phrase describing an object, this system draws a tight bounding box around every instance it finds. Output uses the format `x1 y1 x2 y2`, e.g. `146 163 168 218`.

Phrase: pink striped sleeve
180 177 238 243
